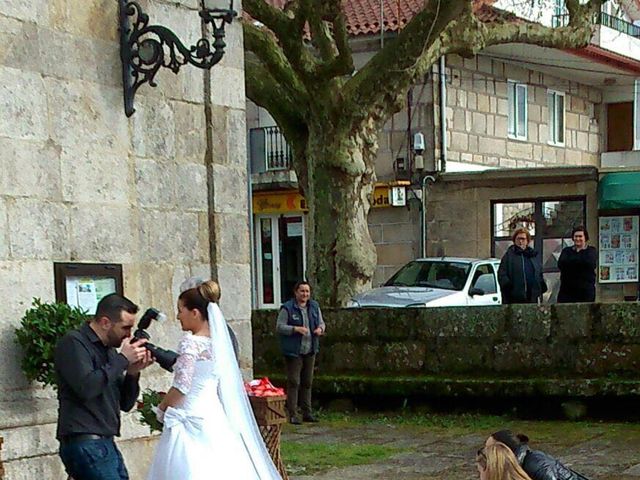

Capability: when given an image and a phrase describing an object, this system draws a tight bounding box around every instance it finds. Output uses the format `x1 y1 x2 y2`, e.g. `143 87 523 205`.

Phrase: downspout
421 175 435 258
439 55 447 172
247 138 256 309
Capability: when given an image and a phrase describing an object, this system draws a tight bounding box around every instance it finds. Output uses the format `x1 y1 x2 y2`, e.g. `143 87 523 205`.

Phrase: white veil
207 302 282 480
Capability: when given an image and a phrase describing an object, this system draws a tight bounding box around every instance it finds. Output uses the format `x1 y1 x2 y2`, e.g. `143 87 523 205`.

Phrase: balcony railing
249 126 292 172
552 12 640 38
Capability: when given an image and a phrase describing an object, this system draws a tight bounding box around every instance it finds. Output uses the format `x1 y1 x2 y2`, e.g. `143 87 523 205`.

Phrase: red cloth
245 377 285 397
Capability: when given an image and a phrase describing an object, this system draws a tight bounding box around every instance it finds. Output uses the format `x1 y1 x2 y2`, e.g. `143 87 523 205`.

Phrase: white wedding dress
147 304 281 480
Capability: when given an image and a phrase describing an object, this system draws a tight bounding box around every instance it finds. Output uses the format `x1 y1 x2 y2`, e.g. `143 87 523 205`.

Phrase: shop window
547 90 565 145
491 198 586 302
508 80 528 140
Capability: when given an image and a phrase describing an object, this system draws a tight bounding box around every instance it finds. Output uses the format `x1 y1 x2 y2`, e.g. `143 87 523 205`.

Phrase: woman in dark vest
276 281 326 424
557 226 597 303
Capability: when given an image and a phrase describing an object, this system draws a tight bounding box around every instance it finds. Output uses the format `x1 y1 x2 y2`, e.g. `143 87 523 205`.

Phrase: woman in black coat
557 226 597 303
487 430 590 480
498 228 547 304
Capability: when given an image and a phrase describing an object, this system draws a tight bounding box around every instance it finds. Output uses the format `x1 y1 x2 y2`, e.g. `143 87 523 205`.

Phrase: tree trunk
303 122 378 307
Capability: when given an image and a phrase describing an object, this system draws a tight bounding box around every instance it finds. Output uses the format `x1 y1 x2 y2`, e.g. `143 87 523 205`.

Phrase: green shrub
15 298 89 388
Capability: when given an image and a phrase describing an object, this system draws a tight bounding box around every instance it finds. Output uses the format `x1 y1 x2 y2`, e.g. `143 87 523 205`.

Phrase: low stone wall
252 303 640 398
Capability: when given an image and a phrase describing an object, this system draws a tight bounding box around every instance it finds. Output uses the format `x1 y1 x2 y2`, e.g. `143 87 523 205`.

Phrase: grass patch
281 440 404 475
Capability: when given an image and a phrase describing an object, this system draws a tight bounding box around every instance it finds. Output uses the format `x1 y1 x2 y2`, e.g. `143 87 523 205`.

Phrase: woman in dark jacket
498 228 547 304
557 226 597 303
487 430 589 480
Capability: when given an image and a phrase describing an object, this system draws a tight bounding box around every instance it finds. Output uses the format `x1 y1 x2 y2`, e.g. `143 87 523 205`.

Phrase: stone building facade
439 54 603 170
0 0 250 478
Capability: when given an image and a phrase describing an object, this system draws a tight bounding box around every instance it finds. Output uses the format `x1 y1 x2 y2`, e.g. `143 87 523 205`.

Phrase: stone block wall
253 302 640 387
0 0 249 478
438 54 603 169
369 203 422 287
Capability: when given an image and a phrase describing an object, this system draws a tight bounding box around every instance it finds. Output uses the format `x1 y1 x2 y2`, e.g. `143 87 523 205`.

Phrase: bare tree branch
243 22 309 102
341 0 468 127
445 0 604 58
243 0 292 39
312 7 355 80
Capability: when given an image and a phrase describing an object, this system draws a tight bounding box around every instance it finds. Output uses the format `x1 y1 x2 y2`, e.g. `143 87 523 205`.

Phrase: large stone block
38 29 119 86
209 66 245 109
0 0 48 23
478 137 506 156
138 209 201 263
215 263 252 320
45 78 129 153
135 159 177 208
379 342 426 372
69 205 136 262
226 108 248 168
209 165 248 214
132 97 176 159
553 303 592 339
174 101 207 164
507 304 552 341
0 66 48 141
48 0 117 41
62 147 131 205
8 199 70 260
211 213 251 265
0 138 62 200
0 18 40 73
598 303 640 341
175 163 208 211
0 200 7 260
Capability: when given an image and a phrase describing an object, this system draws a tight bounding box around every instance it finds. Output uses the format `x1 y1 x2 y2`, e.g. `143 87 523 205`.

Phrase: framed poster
598 216 639 283
54 263 123 315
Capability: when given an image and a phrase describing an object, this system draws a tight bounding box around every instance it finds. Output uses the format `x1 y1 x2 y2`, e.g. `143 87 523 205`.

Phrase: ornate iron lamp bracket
119 0 237 117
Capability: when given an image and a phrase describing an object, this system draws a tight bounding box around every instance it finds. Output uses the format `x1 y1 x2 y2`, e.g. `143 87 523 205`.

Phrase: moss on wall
253 303 640 398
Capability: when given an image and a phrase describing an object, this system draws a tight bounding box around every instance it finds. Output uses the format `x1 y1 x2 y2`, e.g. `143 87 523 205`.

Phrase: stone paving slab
284 422 640 480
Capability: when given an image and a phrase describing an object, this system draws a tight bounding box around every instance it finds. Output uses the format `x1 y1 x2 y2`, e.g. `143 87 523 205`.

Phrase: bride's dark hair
179 280 221 320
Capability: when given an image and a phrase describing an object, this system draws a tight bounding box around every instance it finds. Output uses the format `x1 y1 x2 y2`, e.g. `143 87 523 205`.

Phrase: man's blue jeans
59 438 129 480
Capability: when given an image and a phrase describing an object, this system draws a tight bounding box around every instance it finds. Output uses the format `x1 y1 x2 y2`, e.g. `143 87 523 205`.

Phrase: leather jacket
515 445 589 480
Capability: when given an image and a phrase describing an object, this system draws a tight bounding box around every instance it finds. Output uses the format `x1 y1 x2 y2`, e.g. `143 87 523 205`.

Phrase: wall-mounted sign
54 263 124 315
598 216 639 283
390 186 407 207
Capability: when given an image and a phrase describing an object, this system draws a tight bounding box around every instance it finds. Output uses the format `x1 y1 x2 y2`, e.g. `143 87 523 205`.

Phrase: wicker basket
249 395 287 426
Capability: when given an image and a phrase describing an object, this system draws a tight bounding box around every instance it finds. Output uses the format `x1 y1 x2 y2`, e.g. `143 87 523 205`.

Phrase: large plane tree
243 0 605 306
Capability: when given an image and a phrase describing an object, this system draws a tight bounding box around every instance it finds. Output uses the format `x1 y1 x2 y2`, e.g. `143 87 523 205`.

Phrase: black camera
133 308 178 372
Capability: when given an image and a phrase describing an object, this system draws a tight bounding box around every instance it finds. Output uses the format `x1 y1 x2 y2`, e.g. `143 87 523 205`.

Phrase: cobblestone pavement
283 420 640 480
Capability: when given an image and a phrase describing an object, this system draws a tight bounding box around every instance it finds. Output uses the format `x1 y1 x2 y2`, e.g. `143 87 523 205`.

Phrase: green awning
599 172 640 210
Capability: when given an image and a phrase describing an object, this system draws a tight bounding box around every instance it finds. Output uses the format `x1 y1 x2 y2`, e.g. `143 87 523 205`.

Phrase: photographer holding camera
54 293 154 480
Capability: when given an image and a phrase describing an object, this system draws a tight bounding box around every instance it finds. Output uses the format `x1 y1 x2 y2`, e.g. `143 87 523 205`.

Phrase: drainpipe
421 175 436 258
247 140 256 309
439 55 447 172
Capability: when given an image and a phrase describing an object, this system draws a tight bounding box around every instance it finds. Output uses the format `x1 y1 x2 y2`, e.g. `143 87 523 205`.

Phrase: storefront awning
599 172 640 210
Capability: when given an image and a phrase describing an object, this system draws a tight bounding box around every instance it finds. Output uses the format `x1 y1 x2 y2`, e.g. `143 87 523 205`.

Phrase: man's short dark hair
94 293 138 323
293 280 311 293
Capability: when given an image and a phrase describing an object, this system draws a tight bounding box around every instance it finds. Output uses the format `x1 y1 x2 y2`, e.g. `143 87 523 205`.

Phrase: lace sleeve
171 336 199 395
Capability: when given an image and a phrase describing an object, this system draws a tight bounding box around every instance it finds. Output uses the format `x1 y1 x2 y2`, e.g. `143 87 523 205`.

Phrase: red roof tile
253 1 519 37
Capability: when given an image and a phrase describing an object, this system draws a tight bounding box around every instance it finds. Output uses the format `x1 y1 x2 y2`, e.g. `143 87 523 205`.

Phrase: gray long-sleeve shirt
54 322 140 439
276 304 325 355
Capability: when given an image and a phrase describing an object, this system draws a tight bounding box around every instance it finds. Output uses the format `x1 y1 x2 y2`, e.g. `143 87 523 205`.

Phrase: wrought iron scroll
119 0 237 117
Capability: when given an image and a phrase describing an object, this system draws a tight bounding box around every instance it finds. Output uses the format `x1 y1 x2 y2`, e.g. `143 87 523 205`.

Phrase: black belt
60 434 112 444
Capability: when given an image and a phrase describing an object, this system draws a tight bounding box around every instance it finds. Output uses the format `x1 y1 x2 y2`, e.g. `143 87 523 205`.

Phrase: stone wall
369 203 421 287
252 302 640 397
0 0 249 478
438 54 603 169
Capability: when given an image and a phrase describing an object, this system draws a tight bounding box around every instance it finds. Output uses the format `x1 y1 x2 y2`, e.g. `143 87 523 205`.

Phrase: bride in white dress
147 280 281 480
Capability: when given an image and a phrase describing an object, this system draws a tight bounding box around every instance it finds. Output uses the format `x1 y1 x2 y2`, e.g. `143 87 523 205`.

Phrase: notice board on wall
598 216 639 283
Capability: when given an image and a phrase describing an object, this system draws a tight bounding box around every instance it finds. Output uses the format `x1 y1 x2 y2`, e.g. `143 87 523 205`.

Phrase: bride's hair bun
198 280 221 303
